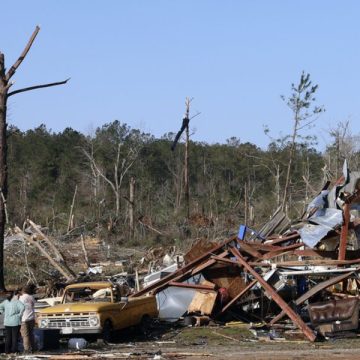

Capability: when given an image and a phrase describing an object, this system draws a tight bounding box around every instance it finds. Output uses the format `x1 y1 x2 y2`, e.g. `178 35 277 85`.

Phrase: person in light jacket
19 284 36 353
0 290 25 354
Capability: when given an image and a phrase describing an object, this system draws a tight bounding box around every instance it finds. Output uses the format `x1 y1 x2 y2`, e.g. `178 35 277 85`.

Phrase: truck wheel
103 320 113 343
139 315 152 336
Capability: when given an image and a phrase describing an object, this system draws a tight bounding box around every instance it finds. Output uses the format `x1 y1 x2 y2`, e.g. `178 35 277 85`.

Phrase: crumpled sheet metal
156 286 196 322
299 208 343 248
156 274 205 322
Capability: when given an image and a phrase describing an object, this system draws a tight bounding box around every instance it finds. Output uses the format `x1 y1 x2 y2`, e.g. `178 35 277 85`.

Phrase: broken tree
0 26 69 290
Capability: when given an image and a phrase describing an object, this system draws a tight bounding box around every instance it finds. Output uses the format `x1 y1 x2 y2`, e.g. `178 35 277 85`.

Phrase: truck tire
103 320 113 343
139 315 152 336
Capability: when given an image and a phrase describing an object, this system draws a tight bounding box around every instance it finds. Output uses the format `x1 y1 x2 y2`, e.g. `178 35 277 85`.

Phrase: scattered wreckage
130 163 360 342
4 162 360 345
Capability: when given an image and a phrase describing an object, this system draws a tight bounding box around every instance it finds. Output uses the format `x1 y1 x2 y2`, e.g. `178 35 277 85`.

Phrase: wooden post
338 203 350 260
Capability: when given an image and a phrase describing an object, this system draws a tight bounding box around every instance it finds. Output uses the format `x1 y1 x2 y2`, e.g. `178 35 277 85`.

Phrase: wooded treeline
6 120 360 246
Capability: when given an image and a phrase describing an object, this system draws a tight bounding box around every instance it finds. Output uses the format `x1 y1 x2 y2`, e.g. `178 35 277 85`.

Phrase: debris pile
132 164 360 342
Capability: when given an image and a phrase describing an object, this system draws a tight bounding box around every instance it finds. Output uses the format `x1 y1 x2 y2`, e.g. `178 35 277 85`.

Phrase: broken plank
132 237 236 297
229 246 316 342
236 238 263 259
168 281 216 291
260 243 303 261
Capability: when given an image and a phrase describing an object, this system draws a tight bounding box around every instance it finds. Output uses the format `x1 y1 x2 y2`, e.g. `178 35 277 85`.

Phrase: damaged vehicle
37 281 158 341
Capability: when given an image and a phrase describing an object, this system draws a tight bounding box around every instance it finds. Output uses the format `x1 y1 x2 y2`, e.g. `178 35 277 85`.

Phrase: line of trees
7 118 354 246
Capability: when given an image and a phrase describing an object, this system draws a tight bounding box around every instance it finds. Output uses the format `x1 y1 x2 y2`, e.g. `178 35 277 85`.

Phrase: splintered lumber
15 226 75 282
229 246 316 342
27 219 66 263
188 290 217 315
236 240 263 259
190 251 229 275
266 232 300 245
80 234 90 267
260 243 303 261
168 282 216 291
270 269 358 325
131 237 236 297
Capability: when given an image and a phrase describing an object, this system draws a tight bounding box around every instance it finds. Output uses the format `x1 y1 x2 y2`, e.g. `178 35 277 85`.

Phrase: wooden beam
131 237 236 297
260 243 303 261
191 251 229 275
265 232 300 244
229 246 316 342
268 258 360 267
236 238 263 259
168 282 216 291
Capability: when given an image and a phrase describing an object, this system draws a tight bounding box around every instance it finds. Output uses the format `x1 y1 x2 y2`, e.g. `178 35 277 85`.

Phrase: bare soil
2 325 360 359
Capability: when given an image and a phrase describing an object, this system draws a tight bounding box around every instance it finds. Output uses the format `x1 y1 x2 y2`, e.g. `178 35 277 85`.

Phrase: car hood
38 302 114 314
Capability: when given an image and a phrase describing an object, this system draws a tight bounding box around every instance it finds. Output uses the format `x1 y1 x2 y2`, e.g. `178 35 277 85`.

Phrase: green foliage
6 120 325 242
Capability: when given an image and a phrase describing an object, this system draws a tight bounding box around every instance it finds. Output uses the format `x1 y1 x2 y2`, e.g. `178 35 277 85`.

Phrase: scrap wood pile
132 164 360 342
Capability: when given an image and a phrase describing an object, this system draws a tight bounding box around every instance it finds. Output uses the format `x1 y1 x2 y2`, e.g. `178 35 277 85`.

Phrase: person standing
0 290 25 354
19 284 36 353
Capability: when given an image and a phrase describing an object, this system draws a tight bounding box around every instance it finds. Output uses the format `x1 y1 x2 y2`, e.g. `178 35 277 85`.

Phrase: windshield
63 287 113 303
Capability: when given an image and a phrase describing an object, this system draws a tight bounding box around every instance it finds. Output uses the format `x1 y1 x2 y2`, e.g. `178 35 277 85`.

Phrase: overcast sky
1 1 360 149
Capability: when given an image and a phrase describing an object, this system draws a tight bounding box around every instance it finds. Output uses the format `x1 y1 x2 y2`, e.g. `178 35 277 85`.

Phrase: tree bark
0 53 7 290
281 111 299 212
184 98 190 219
0 27 69 290
129 177 135 239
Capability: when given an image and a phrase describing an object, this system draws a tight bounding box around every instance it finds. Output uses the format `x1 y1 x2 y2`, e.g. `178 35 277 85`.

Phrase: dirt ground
2 325 360 359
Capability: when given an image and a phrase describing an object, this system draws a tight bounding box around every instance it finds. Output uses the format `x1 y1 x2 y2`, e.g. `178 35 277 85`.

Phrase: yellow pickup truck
37 282 158 341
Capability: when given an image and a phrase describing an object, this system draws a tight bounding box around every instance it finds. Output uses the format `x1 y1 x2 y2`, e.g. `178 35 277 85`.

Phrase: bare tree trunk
0 27 68 290
67 185 77 232
129 177 135 238
184 98 190 219
0 53 7 290
275 164 280 208
281 112 299 212
80 234 90 267
244 182 248 225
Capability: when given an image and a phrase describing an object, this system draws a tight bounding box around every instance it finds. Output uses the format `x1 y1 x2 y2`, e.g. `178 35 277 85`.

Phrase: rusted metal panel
308 298 359 334
339 203 350 260
270 270 358 325
184 238 217 264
